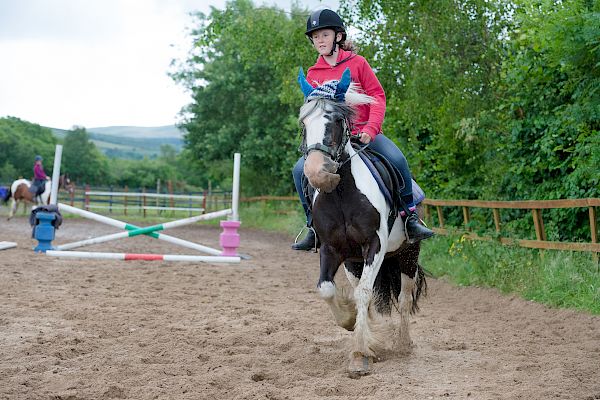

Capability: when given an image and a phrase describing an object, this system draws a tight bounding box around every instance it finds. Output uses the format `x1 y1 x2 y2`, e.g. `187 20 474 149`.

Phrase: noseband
300 105 353 164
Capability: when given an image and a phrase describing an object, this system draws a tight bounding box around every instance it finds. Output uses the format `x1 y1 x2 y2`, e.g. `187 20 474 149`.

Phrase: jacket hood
311 48 356 70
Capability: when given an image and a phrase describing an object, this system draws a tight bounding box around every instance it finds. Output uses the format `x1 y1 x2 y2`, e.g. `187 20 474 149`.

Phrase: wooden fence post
492 208 501 233
84 184 90 211
168 180 174 210
423 204 431 225
532 209 547 241
590 206 598 263
124 186 128 216
436 206 445 228
109 185 113 214
156 179 161 216
462 206 471 231
142 188 147 218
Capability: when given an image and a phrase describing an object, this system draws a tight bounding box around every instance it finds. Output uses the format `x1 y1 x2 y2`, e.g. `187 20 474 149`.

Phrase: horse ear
298 67 315 98
335 68 352 101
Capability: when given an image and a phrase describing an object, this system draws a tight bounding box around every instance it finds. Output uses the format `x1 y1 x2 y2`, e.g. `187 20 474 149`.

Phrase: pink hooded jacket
306 48 386 140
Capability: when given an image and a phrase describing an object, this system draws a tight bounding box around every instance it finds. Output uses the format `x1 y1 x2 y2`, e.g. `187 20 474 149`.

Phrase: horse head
298 68 374 193
59 174 75 194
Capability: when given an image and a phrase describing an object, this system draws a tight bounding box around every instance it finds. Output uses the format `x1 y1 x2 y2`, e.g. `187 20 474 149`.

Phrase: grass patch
421 233 600 314
238 201 305 237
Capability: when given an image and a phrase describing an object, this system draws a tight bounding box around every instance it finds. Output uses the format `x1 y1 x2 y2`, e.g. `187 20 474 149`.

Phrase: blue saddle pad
357 149 426 208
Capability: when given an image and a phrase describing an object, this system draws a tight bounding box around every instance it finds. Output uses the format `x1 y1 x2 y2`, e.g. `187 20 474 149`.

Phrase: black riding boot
291 227 319 251
403 212 434 244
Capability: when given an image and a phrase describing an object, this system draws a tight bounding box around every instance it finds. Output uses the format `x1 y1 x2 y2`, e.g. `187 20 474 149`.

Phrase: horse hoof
347 354 372 378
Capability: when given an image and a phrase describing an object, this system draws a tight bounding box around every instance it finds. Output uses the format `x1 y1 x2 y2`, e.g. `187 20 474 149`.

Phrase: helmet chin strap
328 41 337 56
328 33 344 57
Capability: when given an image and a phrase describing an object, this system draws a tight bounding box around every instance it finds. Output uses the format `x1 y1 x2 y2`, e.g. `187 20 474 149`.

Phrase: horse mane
299 83 375 124
344 82 375 107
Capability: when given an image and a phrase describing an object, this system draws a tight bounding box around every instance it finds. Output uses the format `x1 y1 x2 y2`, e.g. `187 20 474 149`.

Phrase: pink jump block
219 220 241 256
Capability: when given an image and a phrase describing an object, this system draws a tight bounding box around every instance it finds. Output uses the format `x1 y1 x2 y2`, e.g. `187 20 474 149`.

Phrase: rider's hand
359 132 371 144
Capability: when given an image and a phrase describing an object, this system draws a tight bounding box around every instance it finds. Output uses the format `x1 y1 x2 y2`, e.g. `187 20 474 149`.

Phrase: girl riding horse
292 8 433 250
298 66 427 377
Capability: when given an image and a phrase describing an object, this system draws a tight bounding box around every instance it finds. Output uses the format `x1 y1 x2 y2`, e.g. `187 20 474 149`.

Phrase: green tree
62 127 109 185
171 0 315 195
107 157 179 189
493 0 599 239
339 0 514 198
497 0 599 199
0 116 57 181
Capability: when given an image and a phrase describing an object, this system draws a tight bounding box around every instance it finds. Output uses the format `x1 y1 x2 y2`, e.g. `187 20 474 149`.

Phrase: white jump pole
57 203 229 255
231 152 241 222
49 144 63 205
46 250 240 263
219 153 241 256
55 208 231 251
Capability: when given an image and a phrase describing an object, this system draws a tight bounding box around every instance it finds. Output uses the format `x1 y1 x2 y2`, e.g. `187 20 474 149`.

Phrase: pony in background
6 175 74 220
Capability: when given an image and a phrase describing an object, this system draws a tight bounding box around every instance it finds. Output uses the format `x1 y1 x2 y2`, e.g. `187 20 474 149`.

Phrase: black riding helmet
305 9 347 55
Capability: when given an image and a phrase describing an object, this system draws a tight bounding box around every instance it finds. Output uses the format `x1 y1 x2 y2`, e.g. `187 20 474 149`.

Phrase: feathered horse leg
317 245 356 331
348 233 387 377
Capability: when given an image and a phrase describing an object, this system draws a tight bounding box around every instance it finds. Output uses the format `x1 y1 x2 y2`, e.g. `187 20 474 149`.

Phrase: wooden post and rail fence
50 186 598 260
420 198 599 261
240 196 600 260
58 182 223 217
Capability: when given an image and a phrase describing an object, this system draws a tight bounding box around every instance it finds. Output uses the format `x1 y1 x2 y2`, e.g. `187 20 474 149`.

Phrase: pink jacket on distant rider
34 163 47 180
306 48 386 140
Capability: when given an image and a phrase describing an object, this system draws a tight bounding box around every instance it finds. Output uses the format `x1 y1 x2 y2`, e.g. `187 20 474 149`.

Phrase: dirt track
0 216 599 400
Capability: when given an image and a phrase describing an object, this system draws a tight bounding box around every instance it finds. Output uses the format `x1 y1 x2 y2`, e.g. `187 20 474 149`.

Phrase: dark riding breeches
293 133 415 224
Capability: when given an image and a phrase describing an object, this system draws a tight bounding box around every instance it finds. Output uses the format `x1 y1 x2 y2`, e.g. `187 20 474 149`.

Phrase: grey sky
0 0 339 129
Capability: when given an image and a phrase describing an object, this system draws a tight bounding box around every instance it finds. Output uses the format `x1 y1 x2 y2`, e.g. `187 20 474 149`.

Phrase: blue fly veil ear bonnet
298 67 352 102
297 67 374 107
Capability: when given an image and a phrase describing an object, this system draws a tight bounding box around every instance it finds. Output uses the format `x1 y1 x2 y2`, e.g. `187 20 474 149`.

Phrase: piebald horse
298 68 426 377
6 175 74 220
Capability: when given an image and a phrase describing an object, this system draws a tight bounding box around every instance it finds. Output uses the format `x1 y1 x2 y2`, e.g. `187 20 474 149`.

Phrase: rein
303 116 352 163
301 116 370 172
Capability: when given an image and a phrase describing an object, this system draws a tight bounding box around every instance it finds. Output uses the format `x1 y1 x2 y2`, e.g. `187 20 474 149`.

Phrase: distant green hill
50 125 185 160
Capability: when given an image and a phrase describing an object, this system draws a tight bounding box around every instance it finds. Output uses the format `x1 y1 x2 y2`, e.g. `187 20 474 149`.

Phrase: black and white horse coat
298 68 426 376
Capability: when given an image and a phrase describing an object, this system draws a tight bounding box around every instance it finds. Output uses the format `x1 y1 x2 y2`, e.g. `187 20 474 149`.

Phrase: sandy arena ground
0 215 599 400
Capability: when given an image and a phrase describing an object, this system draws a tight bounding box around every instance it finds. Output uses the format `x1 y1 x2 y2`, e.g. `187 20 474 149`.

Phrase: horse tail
373 242 426 315
412 258 427 313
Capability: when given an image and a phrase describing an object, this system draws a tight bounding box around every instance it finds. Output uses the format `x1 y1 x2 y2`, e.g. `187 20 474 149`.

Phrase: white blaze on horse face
301 102 341 192
301 102 328 147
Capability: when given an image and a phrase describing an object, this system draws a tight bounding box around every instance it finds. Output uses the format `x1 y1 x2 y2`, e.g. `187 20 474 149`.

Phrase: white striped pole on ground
55 208 229 250
57 203 230 255
46 250 240 263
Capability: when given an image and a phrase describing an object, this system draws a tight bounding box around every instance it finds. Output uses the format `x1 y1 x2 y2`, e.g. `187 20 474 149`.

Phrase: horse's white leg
8 198 16 219
343 267 360 288
397 272 416 350
318 281 356 331
348 237 387 375
352 254 385 355
317 245 356 330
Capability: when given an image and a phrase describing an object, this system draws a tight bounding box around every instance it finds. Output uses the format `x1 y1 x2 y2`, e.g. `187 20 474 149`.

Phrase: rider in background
292 8 434 251
32 155 48 201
